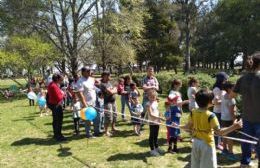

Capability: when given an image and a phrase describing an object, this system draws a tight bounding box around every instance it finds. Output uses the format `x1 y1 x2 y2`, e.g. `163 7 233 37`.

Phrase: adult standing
233 52 260 168
47 74 66 141
77 67 97 138
100 71 118 137
212 71 229 149
121 75 132 120
142 66 159 117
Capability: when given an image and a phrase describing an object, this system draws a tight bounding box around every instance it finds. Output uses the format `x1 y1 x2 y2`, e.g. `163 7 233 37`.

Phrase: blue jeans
85 120 91 137
121 95 131 119
141 97 149 118
213 112 221 146
241 120 260 165
93 111 102 135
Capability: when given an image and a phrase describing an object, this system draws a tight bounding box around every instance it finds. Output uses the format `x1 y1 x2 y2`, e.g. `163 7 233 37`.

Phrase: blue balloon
38 98 46 107
85 107 97 121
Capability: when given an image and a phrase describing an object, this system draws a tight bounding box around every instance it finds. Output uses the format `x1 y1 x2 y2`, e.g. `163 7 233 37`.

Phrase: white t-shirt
76 77 96 106
169 90 182 111
213 87 226 113
221 94 236 121
187 87 198 110
147 101 160 125
73 101 81 118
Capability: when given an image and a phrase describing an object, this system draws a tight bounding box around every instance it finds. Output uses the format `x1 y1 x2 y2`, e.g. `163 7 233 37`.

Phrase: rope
89 106 259 145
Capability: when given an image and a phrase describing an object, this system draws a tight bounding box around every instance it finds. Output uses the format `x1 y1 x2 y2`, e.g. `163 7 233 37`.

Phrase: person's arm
106 87 117 95
172 120 193 131
77 91 87 108
142 84 154 91
215 119 242 136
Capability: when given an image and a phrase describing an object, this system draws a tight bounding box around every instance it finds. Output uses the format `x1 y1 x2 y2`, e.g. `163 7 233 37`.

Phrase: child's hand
160 117 166 121
171 122 179 127
233 119 243 129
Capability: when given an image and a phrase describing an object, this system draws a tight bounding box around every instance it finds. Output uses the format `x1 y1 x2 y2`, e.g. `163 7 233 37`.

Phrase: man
100 71 118 137
142 66 159 117
47 74 66 141
77 67 98 138
233 52 260 168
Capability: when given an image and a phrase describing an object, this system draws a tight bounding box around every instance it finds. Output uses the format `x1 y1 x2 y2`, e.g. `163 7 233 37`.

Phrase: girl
28 86 35 106
147 90 164 156
168 79 189 148
121 76 131 120
37 89 48 117
187 77 199 111
72 96 81 135
129 82 141 105
213 72 229 150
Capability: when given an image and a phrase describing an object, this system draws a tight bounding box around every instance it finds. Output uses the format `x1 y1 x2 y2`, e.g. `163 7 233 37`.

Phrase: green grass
0 78 27 89
0 91 257 168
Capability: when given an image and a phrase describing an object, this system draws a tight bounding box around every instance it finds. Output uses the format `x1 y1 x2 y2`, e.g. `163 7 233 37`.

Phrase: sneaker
172 148 179 153
155 148 165 154
150 150 160 156
226 153 238 161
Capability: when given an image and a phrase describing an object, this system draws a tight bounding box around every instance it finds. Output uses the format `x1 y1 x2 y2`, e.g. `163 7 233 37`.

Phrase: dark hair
222 81 234 92
252 51 260 70
101 71 110 77
130 82 136 89
124 75 131 84
171 79 182 89
81 67 90 73
195 89 214 108
52 74 63 82
188 77 198 86
213 72 229 90
97 91 104 97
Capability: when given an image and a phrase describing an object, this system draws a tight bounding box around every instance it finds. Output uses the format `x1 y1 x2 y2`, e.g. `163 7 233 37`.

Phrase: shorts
104 102 117 124
221 120 235 136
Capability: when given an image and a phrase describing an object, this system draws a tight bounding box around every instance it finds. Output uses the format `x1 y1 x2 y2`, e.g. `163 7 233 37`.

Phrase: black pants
169 137 178 149
149 125 159 150
74 118 80 134
49 105 64 139
29 99 34 106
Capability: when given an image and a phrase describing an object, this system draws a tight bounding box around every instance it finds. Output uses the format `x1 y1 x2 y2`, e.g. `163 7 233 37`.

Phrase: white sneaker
150 150 160 156
155 148 165 154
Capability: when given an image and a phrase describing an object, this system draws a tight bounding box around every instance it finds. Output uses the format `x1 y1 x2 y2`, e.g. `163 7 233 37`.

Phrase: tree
0 36 56 80
141 0 180 72
35 0 97 74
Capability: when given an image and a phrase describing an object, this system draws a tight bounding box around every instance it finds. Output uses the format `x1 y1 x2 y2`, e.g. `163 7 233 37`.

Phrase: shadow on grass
0 94 26 104
111 130 136 137
11 137 58 146
177 146 192 154
57 144 72 157
177 154 191 168
135 138 166 147
217 152 242 166
107 152 150 163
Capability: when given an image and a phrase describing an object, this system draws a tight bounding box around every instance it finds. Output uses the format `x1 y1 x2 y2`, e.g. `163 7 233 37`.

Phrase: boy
221 82 237 160
173 89 242 168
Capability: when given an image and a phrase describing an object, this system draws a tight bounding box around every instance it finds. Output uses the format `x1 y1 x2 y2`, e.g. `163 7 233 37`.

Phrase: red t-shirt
47 82 64 105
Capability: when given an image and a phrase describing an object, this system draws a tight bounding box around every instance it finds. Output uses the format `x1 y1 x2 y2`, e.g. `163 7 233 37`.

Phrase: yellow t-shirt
189 109 220 147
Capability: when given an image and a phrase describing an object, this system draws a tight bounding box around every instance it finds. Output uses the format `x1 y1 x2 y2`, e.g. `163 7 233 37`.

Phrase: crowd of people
26 52 260 168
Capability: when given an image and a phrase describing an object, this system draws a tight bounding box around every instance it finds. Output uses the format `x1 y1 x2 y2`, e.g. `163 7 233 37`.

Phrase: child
28 87 35 106
93 91 105 136
169 79 189 143
221 82 237 160
129 82 141 105
173 89 242 168
146 90 164 156
164 101 172 152
72 96 81 135
130 97 143 135
187 77 199 111
117 78 127 120
37 89 48 117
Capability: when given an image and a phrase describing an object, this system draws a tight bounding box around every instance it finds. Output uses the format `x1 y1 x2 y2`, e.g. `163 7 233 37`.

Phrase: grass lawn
0 80 257 168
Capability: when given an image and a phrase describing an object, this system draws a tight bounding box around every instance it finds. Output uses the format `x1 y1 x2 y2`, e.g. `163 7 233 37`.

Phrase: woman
47 73 66 141
121 75 132 120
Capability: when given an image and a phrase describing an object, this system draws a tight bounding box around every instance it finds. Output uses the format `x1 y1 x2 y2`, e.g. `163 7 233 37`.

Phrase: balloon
27 92 37 100
80 108 86 120
85 107 97 121
80 107 97 121
38 98 46 107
